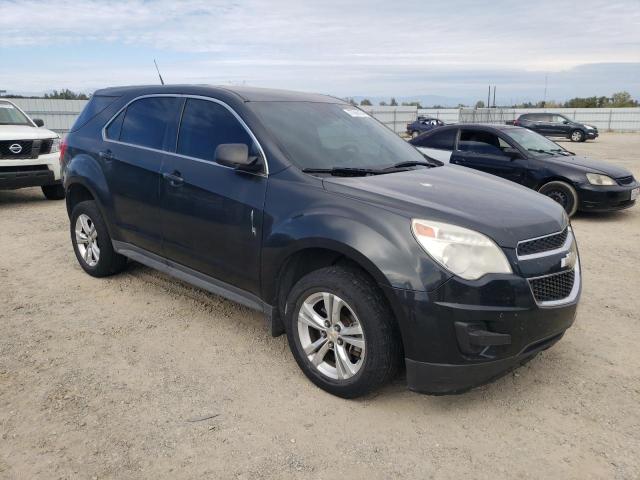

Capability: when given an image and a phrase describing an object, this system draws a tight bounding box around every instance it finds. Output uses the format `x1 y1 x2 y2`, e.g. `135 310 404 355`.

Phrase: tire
570 129 584 142
284 266 401 398
538 181 579 217
70 200 127 277
41 184 65 200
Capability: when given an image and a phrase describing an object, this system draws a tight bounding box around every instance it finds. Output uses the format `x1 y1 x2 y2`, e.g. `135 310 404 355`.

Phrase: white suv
0 99 64 199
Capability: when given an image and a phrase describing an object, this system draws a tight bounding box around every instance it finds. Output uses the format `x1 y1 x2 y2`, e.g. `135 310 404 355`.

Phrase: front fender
261 197 450 302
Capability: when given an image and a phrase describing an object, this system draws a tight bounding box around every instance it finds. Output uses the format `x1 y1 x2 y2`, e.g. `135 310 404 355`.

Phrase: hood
0 125 58 141
546 154 631 178
323 165 566 249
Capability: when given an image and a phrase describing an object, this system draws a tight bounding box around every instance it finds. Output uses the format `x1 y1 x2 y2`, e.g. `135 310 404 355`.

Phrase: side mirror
563 120 570 124
33 118 44 127
503 147 522 159
214 143 260 171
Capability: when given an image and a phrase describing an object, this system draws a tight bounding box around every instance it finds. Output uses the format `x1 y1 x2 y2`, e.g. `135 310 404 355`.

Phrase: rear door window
177 98 254 162
119 97 182 151
414 128 457 150
458 130 505 156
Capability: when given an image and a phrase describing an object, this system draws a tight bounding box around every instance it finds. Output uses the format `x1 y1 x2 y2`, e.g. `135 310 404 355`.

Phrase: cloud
1 0 639 98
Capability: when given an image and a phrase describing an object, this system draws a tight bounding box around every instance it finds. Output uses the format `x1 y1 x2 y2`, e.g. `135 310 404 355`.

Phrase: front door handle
99 150 114 162
163 171 184 187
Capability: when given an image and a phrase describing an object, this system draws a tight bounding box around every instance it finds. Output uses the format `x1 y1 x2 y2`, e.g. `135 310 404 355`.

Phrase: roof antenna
154 59 165 85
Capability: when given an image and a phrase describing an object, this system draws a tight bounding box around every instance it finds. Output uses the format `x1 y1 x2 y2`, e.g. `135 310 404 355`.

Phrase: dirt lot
1 133 639 479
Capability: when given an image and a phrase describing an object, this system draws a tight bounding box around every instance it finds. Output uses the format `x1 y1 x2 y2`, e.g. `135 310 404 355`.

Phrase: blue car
406 116 444 138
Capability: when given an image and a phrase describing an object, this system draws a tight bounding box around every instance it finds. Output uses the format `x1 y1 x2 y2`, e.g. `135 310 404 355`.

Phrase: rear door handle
99 150 114 162
163 171 184 187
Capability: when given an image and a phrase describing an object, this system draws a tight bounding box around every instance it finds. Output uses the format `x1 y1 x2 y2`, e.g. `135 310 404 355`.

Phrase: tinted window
458 130 505 156
177 99 253 162
70 95 119 132
120 97 181 150
105 109 125 140
415 128 456 149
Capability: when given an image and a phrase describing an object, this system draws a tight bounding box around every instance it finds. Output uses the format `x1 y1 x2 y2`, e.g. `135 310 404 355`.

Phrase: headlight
411 219 512 280
50 138 60 153
586 173 616 186
585 126 594 130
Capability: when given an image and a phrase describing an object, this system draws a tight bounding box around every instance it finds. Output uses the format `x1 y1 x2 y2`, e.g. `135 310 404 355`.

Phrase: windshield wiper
527 148 554 155
382 160 435 170
302 167 384 177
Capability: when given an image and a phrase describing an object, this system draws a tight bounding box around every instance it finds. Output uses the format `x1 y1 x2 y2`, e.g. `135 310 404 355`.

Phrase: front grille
617 175 635 186
0 140 35 159
529 270 575 303
517 228 568 257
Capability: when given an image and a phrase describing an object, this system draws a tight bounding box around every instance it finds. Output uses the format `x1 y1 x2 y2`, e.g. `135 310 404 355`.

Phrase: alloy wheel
297 292 366 380
75 213 100 267
571 131 582 142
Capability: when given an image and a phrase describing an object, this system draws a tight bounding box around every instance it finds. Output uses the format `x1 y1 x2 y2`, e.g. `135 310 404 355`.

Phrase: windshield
0 101 32 126
249 102 427 170
506 128 569 157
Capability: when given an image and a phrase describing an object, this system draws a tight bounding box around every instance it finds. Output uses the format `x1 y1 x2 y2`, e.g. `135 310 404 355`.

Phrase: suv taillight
59 138 68 166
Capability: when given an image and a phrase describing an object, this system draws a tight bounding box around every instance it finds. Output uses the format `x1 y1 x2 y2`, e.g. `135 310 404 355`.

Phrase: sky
1 0 639 105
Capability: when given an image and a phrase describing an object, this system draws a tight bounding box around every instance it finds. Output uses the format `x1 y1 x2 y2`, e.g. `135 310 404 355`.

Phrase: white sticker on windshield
0 104 15 109
343 108 370 118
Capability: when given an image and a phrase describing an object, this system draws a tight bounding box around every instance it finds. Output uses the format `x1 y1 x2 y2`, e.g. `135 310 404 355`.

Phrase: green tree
44 89 89 100
475 100 485 108
611 91 637 107
379 101 388 106
360 99 372 106
389 97 398 106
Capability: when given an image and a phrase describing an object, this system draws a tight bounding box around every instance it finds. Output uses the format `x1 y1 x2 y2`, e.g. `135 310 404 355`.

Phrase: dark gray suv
514 113 598 142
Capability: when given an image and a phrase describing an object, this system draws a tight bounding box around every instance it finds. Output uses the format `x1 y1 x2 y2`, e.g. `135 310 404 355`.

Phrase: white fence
5 98 640 134
9 98 89 135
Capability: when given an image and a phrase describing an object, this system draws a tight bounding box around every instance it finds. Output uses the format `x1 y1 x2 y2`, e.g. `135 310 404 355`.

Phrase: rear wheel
570 129 584 142
539 181 579 216
42 184 65 200
70 200 127 277
285 266 401 398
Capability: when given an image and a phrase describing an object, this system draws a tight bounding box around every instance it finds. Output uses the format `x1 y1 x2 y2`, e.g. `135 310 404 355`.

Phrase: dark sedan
410 124 638 215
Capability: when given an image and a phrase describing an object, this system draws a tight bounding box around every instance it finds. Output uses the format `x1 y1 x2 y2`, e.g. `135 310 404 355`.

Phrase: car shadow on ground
572 210 631 223
0 188 53 208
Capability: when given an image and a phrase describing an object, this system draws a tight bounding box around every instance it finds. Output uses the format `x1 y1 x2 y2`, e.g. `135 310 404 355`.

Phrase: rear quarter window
70 95 120 132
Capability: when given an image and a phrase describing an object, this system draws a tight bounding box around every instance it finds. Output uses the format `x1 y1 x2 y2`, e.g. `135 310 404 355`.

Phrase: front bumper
578 182 638 212
585 130 598 139
0 152 60 190
382 232 580 394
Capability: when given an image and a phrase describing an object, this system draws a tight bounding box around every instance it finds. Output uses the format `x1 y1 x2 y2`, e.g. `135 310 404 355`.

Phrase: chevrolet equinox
61 85 581 398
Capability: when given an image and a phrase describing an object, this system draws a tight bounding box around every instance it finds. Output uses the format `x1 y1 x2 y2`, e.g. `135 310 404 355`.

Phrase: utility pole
487 85 491 109
492 86 496 108
543 74 548 107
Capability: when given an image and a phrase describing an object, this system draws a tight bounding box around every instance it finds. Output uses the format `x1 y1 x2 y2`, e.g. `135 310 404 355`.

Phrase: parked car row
57 85 610 398
410 124 637 216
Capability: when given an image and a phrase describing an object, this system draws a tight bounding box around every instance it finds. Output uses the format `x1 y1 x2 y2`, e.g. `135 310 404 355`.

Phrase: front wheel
285 266 401 398
42 184 65 200
539 181 579 216
570 129 585 142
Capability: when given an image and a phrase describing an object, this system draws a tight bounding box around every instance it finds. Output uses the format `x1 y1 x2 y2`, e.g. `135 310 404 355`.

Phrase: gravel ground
1 133 639 479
